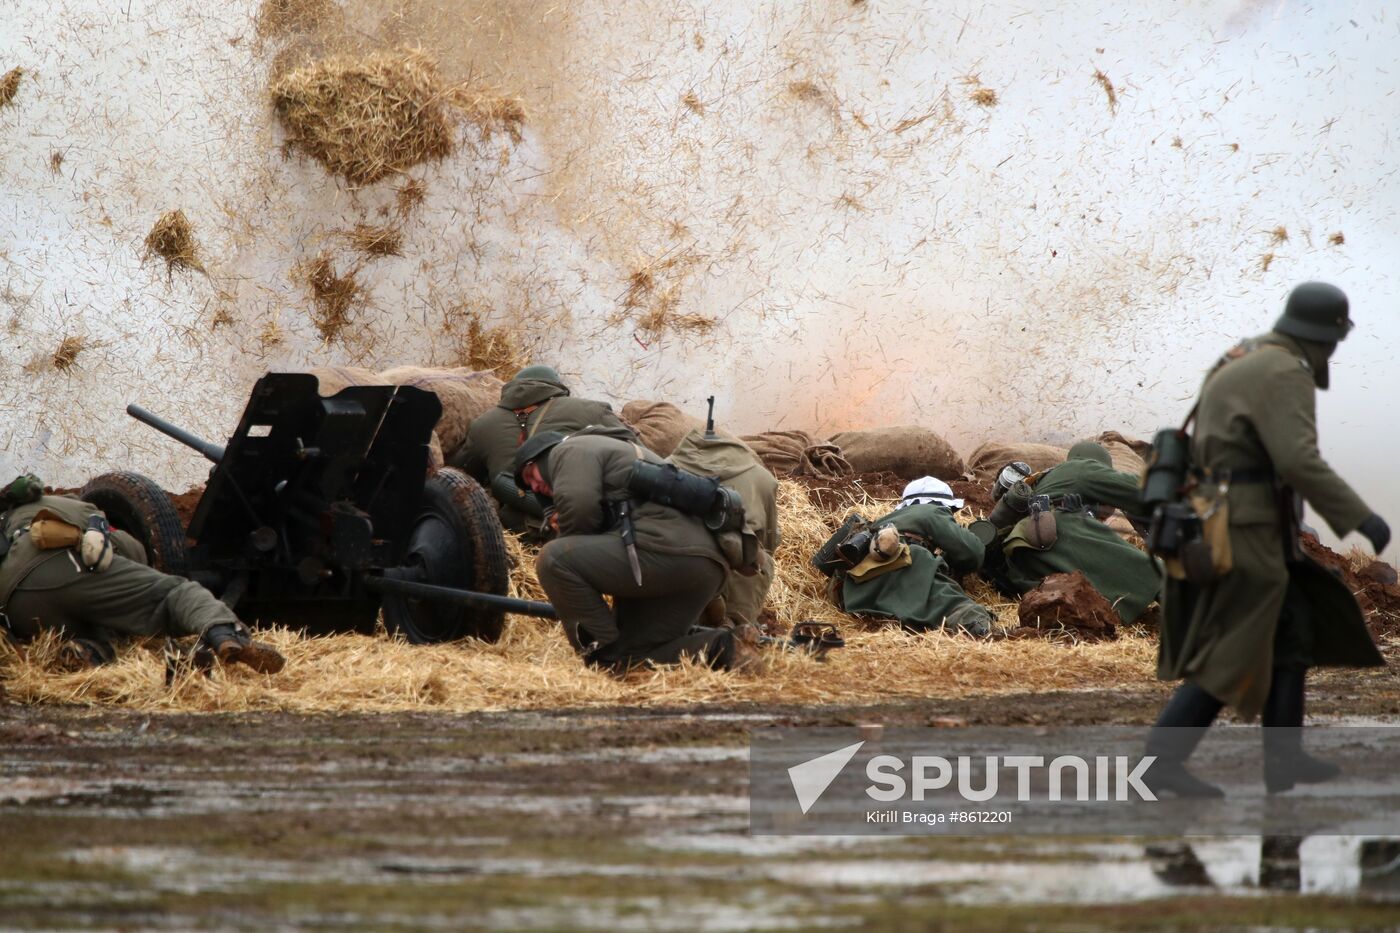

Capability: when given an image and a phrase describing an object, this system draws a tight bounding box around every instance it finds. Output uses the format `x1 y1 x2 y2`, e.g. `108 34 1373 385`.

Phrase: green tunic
840 503 991 632
451 375 627 529
1001 459 1161 623
1159 332 1382 719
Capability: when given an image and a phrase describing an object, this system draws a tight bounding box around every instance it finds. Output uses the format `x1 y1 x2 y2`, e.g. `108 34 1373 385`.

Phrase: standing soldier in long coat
1146 282 1388 797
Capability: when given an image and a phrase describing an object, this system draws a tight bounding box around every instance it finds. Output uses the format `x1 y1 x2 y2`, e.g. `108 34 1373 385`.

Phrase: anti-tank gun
81 372 554 643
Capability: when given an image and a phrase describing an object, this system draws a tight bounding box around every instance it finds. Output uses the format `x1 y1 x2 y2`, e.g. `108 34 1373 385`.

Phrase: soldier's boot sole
215 639 286 675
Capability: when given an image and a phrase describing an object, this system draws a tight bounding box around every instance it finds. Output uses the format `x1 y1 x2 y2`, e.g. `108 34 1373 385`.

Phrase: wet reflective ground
2 701 1398 930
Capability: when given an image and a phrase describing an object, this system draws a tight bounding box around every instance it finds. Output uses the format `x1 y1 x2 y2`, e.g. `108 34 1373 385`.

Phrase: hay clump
297 253 363 341
969 87 998 107
255 0 337 38
1270 225 1289 243
0 68 22 108
681 91 704 115
270 48 457 186
1260 252 1275 272
451 88 526 143
51 336 87 371
143 209 206 275
344 222 403 257
1329 231 1345 246
443 306 528 374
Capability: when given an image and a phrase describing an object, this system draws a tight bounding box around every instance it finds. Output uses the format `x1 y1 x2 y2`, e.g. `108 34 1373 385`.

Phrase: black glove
1359 513 1390 555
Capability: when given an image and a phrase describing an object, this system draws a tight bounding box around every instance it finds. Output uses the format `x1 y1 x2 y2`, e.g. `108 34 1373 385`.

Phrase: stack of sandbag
620 400 706 457
966 440 1068 480
378 366 502 461
739 430 851 479
832 425 964 480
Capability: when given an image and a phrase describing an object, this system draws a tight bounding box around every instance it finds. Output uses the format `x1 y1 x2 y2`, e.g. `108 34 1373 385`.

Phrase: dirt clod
1017 571 1118 641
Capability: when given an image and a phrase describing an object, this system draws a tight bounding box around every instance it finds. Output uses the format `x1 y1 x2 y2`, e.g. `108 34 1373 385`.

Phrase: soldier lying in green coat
834 477 994 637
989 443 1160 623
0 476 283 673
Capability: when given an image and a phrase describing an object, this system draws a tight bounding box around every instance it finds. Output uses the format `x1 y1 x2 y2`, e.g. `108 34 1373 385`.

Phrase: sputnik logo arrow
787 741 865 814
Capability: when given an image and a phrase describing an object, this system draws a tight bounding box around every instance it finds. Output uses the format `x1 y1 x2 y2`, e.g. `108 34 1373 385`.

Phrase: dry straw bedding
0 480 1172 714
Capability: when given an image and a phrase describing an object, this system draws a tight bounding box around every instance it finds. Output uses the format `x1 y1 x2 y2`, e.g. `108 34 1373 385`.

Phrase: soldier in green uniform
0 477 284 673
988 443 1160 623
452 365 630 531
835 477 994 636
514 432 737 672
1146 282 1387 797
669 428 780 630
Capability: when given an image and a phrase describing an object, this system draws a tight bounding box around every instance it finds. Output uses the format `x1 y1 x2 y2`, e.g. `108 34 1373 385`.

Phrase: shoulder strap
1183 339 1291 431
523 397 558 441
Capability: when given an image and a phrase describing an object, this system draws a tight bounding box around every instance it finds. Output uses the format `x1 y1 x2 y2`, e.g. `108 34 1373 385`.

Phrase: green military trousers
4 554 238 644
536 534 727 668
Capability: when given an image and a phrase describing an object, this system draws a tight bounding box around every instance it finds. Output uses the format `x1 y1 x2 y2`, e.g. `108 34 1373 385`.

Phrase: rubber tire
382 468 511 644
80 471 190 576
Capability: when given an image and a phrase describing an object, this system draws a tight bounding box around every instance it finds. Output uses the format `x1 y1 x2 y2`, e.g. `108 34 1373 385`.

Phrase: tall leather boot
1262 666 1338 794
1144 682 1226 798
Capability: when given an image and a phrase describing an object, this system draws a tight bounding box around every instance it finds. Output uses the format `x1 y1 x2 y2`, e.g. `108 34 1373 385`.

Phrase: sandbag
967 440 1068 480
308 366 379 397
830 426 964 480
378 366 503 463
739 430 852 479
620 400 705 457
1093 430 1149 477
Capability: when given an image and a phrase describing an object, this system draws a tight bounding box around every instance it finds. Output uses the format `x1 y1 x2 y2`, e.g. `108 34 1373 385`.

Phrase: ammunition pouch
29 514 83 550
1018 495 1058 551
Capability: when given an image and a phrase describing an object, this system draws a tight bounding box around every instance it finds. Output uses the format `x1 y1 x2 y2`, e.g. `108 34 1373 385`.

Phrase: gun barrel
366 574 557 619
126 404 226 463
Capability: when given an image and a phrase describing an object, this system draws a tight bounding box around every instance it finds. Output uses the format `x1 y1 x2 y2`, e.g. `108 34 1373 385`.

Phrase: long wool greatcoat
1002 459 1162 623
1158 332 1383 719
840 503 989 631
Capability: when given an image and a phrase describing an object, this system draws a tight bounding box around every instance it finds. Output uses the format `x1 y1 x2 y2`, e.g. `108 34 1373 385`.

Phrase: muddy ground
4 672 1400 931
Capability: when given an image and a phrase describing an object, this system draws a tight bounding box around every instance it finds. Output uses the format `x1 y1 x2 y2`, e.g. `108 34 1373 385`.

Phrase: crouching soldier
513 432 739 672
987 443 1160 624
452 364 631 532
0 475 283 673
818 477 994 636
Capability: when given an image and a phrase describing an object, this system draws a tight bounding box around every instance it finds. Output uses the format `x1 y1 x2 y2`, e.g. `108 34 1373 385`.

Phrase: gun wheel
382 467 511 644
80 471 190 576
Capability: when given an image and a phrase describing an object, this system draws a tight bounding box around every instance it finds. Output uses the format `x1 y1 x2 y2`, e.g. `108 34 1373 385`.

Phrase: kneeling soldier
514 432 737 672
0 476 283 673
